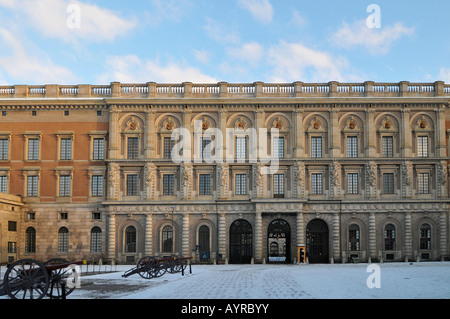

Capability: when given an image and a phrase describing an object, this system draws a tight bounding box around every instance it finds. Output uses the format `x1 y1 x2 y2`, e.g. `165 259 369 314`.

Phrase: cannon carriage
0 258 86 299
122 256 192 279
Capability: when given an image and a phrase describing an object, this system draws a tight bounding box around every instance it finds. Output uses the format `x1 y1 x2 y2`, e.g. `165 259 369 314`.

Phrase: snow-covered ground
63 261 450 300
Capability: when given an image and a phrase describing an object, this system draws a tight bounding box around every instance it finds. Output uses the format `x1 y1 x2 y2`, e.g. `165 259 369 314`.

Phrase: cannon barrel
44 260 87 272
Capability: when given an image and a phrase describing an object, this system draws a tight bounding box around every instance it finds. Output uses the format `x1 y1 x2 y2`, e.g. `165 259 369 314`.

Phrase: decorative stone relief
218 163 229 199
438 160 448 198
330 161 342 198
107 163 120 200
180 163 193 200
144 162 157 200
402 161 413 198
254 162 265 198
295 161 305 198
366 161 377 199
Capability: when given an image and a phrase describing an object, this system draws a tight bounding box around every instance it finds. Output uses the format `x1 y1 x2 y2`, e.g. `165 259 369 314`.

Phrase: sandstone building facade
0 81 449 264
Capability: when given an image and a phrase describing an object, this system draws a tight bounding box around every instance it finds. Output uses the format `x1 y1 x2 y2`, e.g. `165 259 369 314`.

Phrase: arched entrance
306 219 329 263
229 219 252 264
267 219 290 263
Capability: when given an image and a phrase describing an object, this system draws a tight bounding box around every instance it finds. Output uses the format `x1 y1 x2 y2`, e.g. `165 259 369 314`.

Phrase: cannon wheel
4 259 49 299
167 257 183 274
43 258 76 299
137 256 157 279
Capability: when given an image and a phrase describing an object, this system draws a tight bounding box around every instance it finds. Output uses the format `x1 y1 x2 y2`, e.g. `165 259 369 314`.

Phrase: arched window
384 224 396 250
125 226 136 253
348 224 360 251
162 225 173 253
198 225 210 253
58 227 69 253
420 224 431 250
25 227 36 253
90 227 102 253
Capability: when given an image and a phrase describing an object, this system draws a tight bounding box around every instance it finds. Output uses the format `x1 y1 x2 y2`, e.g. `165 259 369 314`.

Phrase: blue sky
0 0 449 85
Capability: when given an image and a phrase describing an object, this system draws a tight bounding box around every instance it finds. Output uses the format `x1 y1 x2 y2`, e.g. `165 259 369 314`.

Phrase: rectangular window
28 138 39 160
201 137 211 160
235 174 247 195
417 136 428 157
163 174 175 195
126 174 138 196
92 175 103 197
418 173 429 194
347 173 359 194
59 175 71 197
0 139 8 160
0 176 7 193
60 138 72 160
273 174 285 197
8 221 16 231
8 242 16 253
311 137 322 158
236 137 247 159
93 138 104 160
164 137 175 159
27 175 38 197
311 173 323 194
127 137 139 159
383 173 394 194
199 174 211 195
347 136 358 158
382 136 394 158
273 137 284 158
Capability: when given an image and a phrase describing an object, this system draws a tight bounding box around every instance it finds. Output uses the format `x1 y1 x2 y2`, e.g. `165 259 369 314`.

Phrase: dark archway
229 219 252 264
267 219 291 263
306 219 329 263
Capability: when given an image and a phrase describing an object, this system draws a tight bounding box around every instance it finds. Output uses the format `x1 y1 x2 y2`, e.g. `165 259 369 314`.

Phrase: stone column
294 108 304 158
329 107 340 157
436 105 447 157
218 108 228 162
366 107 376 157
144 214 153 256
368 213 376 260
332 213 340 262
254 210 263 262
401 107 412 157
181 214 190 257
108 106 120 159
404 212 412 260
440 212 448 260
108 213 116 259
144 108 156 158
218 213 227 261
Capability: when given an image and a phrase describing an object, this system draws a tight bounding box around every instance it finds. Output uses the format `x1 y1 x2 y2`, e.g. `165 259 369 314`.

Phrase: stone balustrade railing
0 81 448 99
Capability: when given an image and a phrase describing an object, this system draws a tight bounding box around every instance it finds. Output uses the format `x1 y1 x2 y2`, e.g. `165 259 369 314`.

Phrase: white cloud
146 0 193 25
1 0 137 43
237 0 273 24
97 55 217 84
289 10 306 28
0 28 77 84
226 42 264 67
439 68 450 83
204 17 240 45
331 20 414 55
265 41 351 83
193 50 211 65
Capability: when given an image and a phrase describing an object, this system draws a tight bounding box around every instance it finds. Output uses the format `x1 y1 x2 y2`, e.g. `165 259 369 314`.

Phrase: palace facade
0 81 449 264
